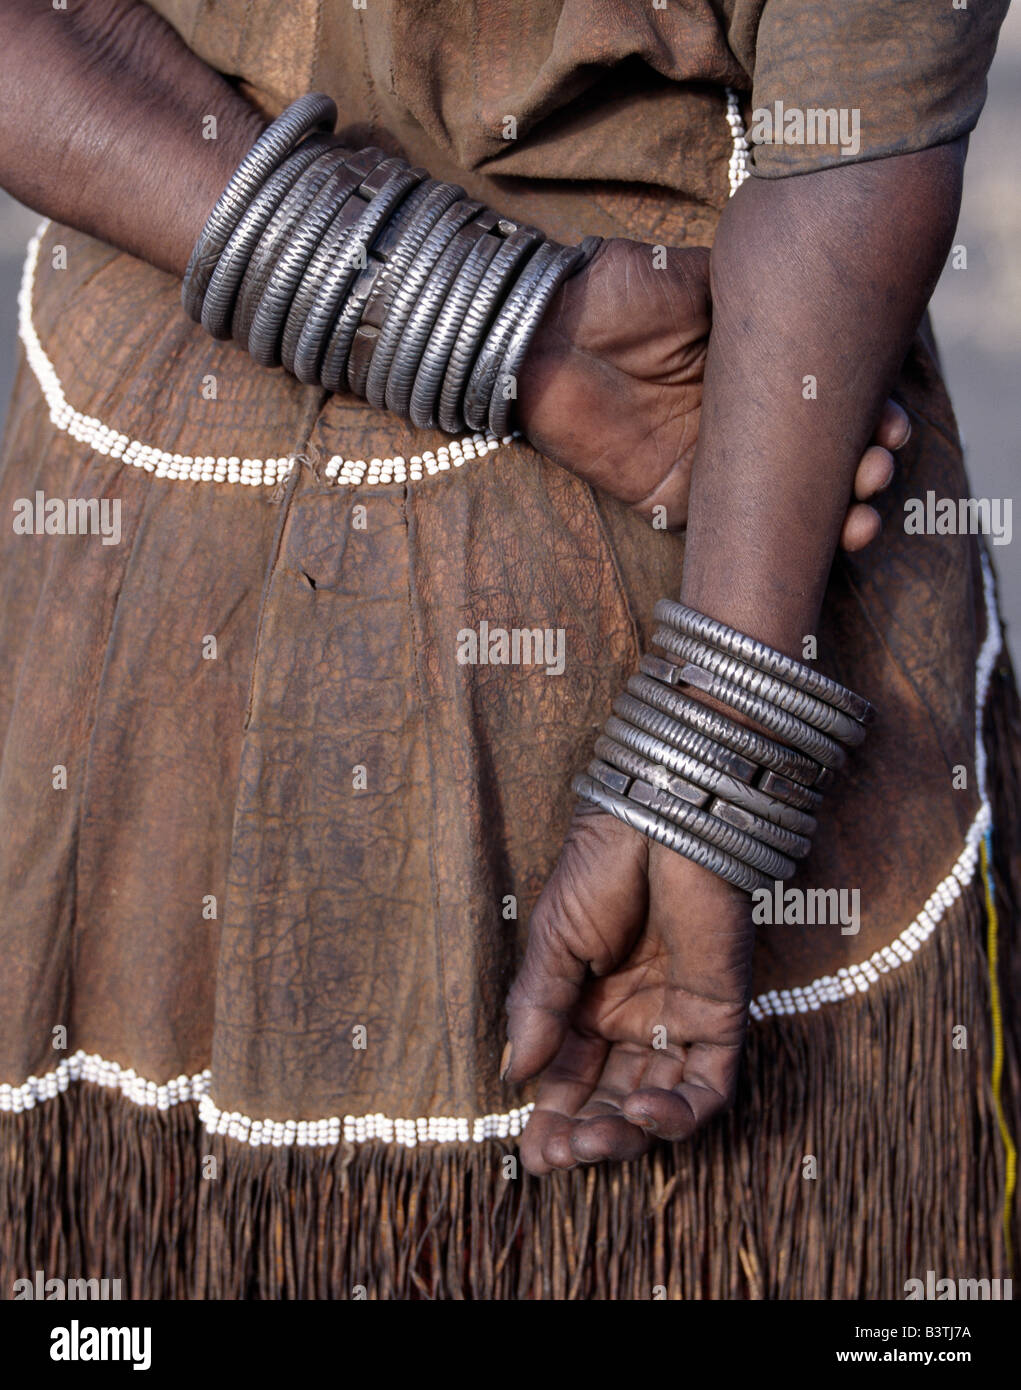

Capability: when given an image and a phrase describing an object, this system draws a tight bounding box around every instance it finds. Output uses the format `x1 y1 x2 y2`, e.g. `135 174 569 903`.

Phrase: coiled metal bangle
572 773 774 893
604 716 819 834
587 759 797 880
182 92 337 323
630 667 826 787
652 629 866 746
650 636 848 772
653 598 875 725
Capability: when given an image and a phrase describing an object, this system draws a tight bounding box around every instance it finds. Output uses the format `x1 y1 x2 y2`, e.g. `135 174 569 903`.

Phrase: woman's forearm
681 141 966 659
0 0 264 274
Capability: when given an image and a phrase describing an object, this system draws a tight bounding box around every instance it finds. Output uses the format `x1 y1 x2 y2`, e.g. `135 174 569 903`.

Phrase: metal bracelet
291 160 426 384
594 735 811 858
604 715 819 834
182 92 337 323
462 241 555 430
650 635 848 771
653 598 875 725
611 692 759 783
630 667 827 787
199 136 337 340
487 238 594 438
652 630 866 747
385 225 486 417
572 773 773 893
587 759 797 880
408 231 503 428
246 157 369 368
232 146 353 352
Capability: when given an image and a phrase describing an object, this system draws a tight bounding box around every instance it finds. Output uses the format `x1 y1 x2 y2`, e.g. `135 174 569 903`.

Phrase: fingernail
499 1041 513 1081
632 1112 658 1131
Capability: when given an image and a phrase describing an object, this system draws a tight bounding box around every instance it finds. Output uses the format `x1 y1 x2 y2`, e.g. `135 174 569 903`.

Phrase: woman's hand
517 237 909 549
503 805 753 1173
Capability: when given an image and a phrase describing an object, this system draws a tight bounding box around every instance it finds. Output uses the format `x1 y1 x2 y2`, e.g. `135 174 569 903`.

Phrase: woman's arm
0 0 264 275
682 139 965 654
505 141 966 1171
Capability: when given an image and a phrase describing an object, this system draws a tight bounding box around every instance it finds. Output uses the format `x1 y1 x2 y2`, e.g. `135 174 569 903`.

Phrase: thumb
503 803 648 1083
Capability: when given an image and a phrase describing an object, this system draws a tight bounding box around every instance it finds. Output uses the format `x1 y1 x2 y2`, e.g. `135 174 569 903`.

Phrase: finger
621 1041 742 1140
873 398 911 451
518 1028 611 1174
518 1107 579 1174
503 808 648 1084
840 503 882 552
853 445 895 500
568 1111 653 1163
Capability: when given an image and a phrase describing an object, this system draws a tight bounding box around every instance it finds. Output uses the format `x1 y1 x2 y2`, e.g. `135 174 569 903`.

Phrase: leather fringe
2 665 1018 1301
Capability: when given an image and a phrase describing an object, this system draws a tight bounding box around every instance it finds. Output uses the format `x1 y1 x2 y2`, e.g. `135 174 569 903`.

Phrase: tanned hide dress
0 0 1017 1298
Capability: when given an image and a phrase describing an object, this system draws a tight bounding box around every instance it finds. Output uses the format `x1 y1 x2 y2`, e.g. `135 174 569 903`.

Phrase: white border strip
725 89 751 196
17 221 509 488
0 1049 533 1146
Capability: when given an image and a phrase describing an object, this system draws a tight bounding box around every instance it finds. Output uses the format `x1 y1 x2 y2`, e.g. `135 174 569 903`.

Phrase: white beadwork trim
0 1047 534 1147
0 1050 210 1115
725 88 751 196
748 549 1002 1019
17 221 509 488
196 1093 533 1148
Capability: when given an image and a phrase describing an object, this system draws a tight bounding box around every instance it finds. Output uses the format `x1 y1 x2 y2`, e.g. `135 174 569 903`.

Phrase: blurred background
0 12 1017 664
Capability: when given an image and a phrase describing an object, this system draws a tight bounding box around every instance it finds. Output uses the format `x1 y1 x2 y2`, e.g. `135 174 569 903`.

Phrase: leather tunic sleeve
742 0 1010 176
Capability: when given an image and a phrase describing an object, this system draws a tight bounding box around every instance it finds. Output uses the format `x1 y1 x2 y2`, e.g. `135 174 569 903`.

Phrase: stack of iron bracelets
573 601 875 893
181 92 601 434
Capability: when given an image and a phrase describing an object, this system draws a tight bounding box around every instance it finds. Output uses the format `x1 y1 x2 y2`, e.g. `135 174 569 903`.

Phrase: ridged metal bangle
653 598 875 725
572 773 773 893
630 667 826 788
611 692 759 783
279 182 376 374
292 160 427 384
408 232 503 428
650 637 848 772
615 686 823 813
604 716 819 834
363 198 484 409
487 240 590 438
185 93 602 434
462 241 556 431
316 163 435 391
652 629 866 746
182 93 337 323
593 735 811 858
232 146 352 352
436 227 542 433
587 759 797 880
593 734 710 807
246 158 369 368
384 225 485 417
199 136 337 341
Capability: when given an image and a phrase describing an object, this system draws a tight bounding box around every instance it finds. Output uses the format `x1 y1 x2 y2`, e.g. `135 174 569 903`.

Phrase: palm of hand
506 808 754 1174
